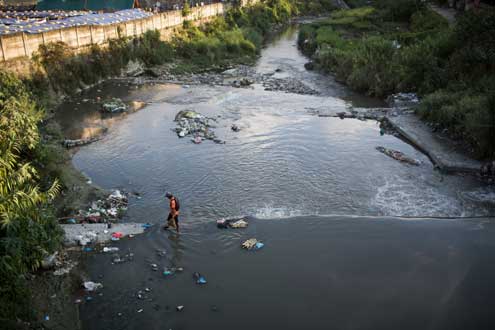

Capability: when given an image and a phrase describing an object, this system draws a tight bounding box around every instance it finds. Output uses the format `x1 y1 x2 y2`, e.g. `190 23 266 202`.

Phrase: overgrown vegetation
298 1 495 158
0 70 62 323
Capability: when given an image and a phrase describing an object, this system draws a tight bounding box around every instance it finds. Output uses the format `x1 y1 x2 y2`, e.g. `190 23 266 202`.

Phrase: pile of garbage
241 238 264 251
174 110 224 144
63 190 128 224
101 98 127 113
216 217 248 229
376 146 421 166
386 93 419 108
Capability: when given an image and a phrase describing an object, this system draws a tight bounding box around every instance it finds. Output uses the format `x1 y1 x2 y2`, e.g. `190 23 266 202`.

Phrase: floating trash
242 238 264 251
193 272 207 285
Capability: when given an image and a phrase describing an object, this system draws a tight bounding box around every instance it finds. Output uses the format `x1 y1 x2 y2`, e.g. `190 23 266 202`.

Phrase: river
57 26 495 330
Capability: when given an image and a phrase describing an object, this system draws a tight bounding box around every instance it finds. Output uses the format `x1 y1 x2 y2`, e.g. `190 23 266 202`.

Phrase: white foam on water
371 175 464 217
253 204 305 219
460 187 495 204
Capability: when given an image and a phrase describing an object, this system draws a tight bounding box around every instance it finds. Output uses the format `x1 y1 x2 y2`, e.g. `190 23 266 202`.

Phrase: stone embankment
385 114 482 174
315 92 484 175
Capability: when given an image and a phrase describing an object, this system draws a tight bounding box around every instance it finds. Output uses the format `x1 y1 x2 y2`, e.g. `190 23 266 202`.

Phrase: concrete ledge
385 114 482 174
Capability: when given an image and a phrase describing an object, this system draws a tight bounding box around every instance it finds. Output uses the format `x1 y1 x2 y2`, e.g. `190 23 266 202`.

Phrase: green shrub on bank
0 70 62 322
299 4 495 158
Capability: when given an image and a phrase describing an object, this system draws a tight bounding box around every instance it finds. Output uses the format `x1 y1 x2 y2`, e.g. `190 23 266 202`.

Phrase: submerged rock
63 137 101 148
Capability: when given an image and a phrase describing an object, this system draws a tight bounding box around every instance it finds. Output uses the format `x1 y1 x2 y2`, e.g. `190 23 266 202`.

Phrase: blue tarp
36 0 136 11
0 8 152 35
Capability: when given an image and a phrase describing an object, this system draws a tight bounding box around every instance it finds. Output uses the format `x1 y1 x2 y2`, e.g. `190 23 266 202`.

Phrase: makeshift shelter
36 0 139 11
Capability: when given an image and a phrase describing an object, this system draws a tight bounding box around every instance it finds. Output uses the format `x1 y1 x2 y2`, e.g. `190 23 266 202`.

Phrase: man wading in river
164 192 180 233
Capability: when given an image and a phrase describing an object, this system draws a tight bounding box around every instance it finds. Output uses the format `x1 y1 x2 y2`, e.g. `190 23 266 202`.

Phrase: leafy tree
0 70 61 321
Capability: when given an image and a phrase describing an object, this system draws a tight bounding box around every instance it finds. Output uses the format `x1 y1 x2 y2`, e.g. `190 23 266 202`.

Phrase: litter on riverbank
61 223 147 246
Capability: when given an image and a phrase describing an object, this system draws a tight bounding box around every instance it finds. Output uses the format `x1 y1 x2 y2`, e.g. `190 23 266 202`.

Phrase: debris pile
241 238 264 250
64 190 128 224
216 217 249 229
101 98 127 113
386 93 419 108
376 146 421 166
174 110 224 144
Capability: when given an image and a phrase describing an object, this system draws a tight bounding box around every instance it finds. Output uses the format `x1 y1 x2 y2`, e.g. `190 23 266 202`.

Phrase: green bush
0 70 61 322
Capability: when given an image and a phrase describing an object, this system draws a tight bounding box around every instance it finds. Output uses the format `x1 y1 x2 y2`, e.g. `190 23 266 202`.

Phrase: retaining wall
0 1 260 63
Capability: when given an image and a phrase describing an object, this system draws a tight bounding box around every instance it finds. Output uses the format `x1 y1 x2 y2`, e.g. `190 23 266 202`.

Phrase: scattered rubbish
44 315 50 321
41 252 58 269
76 232 97 246
141 223 153 229
242 238 264 250
103 247 119 253
176 305 184 312
112 256 125 264
151 264 158 271
125 60 144 77
145 288 151 292
137 309 144 313
74 299 82 304
83 247 93 252
376 146 421 166
83 281 103 292
53 260 78 276
217 217 249 229
386 93 419 108
112 232 123 239
174 110 218 143
230 219 248 229
101 98 127 113
193 272 207 285
231 124 240 132
62 190 128 225
163 268 174 276
63 137 101 148
111 237 120 241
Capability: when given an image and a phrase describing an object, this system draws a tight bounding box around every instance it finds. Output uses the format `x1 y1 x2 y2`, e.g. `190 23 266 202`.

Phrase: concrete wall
0 1 260 63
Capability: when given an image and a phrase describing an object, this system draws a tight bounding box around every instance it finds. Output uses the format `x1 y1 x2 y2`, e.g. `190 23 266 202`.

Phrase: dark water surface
59 26 495 329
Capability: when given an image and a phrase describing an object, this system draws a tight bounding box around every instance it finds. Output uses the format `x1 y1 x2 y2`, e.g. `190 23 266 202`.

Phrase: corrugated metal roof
36 0 136 11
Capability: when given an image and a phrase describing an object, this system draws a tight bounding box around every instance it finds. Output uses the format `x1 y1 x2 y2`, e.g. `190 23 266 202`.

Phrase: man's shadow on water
167 231 184 268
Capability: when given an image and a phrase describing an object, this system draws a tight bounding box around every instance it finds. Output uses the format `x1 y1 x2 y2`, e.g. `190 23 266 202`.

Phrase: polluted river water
57 26 495 329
